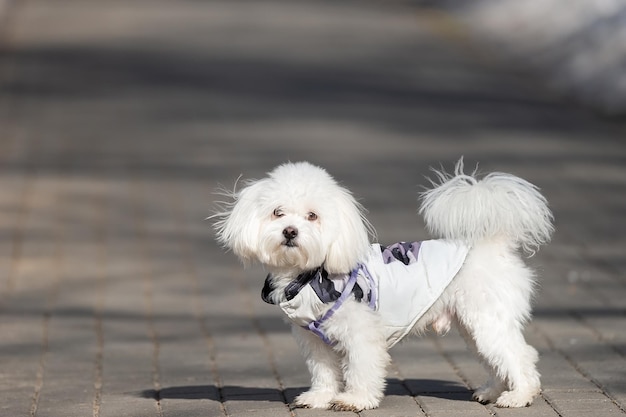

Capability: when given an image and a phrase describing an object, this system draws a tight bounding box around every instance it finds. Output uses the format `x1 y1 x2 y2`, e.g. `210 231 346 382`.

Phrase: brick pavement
0 1 625 416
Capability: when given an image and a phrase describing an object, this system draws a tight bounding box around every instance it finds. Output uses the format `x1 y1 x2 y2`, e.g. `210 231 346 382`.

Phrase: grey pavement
1 1 625 416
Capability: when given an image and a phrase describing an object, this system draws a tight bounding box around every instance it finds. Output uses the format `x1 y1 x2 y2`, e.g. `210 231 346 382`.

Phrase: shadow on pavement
138 378 470 402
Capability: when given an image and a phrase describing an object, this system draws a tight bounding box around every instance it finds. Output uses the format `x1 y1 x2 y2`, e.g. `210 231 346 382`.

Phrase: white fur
419 158 554 255
213 162 374 274
212 160 554 411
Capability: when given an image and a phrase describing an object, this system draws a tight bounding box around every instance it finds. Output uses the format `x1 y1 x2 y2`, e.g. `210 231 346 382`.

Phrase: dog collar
261 268 322 305
261 267 368 306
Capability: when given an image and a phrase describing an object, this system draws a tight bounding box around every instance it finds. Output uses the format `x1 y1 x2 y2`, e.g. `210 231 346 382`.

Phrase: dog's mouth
283 239 298 248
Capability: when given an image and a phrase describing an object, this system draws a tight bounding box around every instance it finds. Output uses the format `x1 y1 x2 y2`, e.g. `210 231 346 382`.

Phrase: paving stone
544 391 626 416
418 392 492 416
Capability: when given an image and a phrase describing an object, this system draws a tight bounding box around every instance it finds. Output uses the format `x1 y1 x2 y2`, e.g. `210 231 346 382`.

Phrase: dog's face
256 195 327 271
214 162 373 274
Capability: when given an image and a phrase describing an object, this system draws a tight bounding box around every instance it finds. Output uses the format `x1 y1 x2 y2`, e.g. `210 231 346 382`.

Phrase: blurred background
0 1 625 416
440 0 626 115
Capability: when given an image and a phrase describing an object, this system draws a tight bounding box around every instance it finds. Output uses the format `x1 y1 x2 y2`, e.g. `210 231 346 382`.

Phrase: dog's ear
324 190 372 274
213 179 268 265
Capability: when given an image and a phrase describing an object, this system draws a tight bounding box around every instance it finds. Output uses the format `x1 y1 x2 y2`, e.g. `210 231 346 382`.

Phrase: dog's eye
272 208 284 218
307 212 318 221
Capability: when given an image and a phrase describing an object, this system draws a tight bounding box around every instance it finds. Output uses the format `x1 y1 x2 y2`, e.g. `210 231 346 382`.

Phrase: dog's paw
293 390 335 409
472 383 503 404
329 392 380 412
495 390 537 408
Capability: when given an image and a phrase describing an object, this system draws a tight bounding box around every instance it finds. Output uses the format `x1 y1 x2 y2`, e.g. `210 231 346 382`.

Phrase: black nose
283 226 298 240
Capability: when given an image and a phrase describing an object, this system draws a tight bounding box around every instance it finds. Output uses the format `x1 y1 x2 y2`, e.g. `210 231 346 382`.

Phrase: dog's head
213 162 373 274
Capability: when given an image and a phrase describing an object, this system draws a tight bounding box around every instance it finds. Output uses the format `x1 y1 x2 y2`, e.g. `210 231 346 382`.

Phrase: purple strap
305 263 376 346
360 262 377 310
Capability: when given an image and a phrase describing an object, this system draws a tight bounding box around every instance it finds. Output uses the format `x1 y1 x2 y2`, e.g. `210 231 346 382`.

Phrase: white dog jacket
262 240 469 348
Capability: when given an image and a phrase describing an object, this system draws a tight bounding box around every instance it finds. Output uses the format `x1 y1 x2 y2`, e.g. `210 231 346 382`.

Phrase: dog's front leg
291 325 342 409
326 302 390 411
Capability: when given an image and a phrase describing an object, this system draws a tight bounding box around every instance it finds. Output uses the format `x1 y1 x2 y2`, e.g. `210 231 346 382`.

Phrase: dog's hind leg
450 241 541 407
457 314 540 407
292 325 343 409
456 322 506 403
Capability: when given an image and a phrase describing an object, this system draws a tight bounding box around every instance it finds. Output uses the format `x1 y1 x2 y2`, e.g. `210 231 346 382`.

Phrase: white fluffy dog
213 160 553 411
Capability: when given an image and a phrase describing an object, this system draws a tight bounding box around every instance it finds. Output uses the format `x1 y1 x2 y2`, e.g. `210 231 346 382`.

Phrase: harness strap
304 263 375 346
361 262 377 310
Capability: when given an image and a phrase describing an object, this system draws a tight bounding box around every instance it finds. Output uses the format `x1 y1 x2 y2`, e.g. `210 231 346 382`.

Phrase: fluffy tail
419 159 554 254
